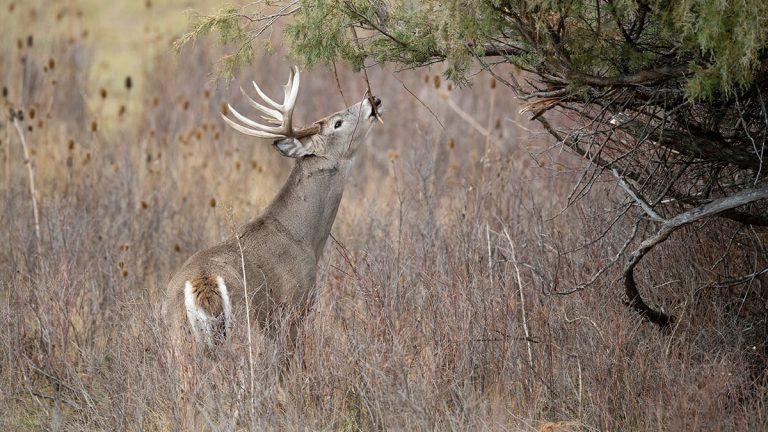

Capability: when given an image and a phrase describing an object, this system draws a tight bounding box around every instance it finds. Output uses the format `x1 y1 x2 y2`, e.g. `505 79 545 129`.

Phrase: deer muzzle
369 96 383 123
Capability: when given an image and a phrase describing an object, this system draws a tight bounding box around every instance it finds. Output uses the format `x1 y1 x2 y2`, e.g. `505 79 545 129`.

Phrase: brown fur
188 274 223 317
164 96 381 411
164 89 380 428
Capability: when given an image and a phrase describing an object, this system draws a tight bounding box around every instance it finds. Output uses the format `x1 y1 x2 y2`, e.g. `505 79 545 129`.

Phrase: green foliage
175 7 244 49
285 1 363 69
659 0 768 98
174 7 253 79
177 1 768 98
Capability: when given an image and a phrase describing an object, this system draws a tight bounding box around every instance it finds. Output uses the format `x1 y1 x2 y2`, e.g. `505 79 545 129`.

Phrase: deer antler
222 66 302 139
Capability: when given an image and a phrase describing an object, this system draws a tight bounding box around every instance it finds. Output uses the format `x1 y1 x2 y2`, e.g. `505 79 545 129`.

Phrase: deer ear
273 137 315 158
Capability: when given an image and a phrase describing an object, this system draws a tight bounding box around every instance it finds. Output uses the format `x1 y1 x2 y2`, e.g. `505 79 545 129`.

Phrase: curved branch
622 183 768 328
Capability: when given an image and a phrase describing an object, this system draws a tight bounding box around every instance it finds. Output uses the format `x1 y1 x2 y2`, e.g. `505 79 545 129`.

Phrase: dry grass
1 1 767 431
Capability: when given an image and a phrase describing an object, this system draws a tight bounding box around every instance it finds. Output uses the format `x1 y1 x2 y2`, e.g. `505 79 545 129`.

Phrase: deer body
164 67 382 356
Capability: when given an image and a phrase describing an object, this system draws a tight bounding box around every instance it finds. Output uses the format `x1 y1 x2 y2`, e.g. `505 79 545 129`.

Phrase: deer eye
334 120 343 129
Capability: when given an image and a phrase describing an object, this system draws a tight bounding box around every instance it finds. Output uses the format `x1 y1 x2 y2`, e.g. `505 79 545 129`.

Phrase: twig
504 228 534 374
560 217 640 294
623 183 768 328
612 168 664 222
567 64 691 87
486 223 493 287
391 73 444 129
483 76 497 164
4 112 9 199
332 62 348 107
237 1 301 24
707 266 768 289
344 93 368 154
226 207 254 405
437 90 489 135
27 391 81 411
28 362 78 395
344 2 408 48
348 25 383 122
11 114 41 248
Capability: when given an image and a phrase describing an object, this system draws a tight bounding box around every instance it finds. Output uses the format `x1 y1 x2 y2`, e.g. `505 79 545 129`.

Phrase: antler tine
281 66 299 105
240 87 283 122
227 104 286 134
261 116 283 125
282 66 300 135
220 110 284 139
222 66 301 139
252 80 282 110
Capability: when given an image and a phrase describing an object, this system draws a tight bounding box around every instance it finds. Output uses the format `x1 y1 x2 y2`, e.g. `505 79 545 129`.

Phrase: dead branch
10 111 41 248
567 64 690 87
612 168 664 222
504 228 534 374
621 182 768 328
348 23 383 122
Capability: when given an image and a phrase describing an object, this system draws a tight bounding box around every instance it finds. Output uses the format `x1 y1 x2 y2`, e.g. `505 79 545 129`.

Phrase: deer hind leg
183 275 231 349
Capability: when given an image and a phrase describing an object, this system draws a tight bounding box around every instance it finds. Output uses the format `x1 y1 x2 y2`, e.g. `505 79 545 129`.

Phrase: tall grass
1 1 766 430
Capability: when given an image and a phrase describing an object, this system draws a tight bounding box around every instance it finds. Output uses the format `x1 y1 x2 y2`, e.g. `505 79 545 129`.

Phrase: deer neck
261 156 355 260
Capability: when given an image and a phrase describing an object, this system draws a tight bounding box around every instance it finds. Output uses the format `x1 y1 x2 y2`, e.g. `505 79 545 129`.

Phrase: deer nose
371 96 382 107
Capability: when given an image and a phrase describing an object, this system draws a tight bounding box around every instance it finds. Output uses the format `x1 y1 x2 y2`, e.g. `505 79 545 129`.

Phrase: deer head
221 66 382 162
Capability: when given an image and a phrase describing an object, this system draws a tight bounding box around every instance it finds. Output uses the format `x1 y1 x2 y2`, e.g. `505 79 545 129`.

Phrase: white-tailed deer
164 66 382 361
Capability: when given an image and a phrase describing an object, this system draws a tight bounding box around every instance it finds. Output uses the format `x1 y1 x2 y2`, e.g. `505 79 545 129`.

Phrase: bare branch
622 182 768 328
708 266 768 288
503 228 534 378
568 64 690 87
389 73 444 129
612 168 665 222
11 113 41 248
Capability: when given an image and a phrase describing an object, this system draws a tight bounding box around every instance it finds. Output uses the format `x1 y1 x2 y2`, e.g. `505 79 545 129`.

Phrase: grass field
1 1 767 430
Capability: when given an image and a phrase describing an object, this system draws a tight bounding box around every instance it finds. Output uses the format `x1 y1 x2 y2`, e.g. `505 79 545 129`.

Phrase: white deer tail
183 275 231 349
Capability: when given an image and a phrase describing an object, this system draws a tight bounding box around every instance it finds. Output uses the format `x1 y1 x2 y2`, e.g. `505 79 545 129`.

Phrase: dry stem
504 228 534 374
11 116 41 248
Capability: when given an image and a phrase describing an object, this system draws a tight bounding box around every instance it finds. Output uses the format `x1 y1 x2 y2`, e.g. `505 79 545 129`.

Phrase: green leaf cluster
174 7 254 79
285 1 363 69
177 1 768 98
283 0 767 98
659 0 768 98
